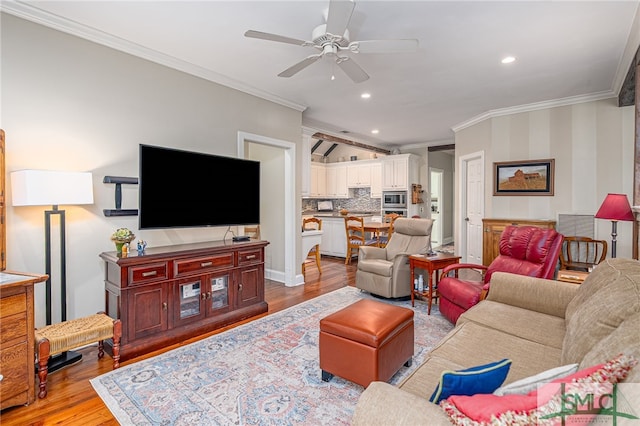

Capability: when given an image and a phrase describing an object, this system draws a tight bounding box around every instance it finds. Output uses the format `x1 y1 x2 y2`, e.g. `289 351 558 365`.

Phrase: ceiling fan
244 0 418 83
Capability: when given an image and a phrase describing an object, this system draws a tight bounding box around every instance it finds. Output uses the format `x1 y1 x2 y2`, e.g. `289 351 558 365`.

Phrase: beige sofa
353 258 640 425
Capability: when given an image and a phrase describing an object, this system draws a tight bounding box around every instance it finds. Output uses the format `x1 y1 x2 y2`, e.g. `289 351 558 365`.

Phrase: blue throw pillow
429 359 512 404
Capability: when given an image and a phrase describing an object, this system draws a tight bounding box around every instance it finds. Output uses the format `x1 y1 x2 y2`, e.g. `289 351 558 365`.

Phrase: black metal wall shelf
103 176 138 217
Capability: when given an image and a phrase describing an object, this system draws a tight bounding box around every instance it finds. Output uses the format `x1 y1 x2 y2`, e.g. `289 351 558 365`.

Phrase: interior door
0 129 4 271
461 153 484 263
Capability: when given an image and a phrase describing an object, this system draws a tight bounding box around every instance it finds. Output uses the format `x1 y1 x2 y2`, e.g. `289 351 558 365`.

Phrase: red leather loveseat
437 225 564 324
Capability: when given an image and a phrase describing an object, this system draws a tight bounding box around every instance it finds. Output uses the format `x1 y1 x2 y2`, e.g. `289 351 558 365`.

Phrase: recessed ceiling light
361 93 371 99
501 56 516 64
371 129 379 134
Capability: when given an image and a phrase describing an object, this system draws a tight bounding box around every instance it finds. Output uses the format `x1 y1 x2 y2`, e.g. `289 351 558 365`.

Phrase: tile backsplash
302 188 381 213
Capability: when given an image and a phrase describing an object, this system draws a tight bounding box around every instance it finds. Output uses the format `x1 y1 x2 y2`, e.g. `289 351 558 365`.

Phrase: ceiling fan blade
326 0 355 36
336 57 369 83
278 54 323 77
349 39 419 54
244 30 308 46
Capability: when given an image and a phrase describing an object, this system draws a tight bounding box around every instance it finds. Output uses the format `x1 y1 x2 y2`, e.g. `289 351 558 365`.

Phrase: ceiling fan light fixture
245 0 413 84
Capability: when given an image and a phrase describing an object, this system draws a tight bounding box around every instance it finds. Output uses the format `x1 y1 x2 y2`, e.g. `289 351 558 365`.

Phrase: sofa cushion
562 258 640 364
493 363 578 396
458 300 566 349
429 322 562 385
429 359 512 404
440 353 637 425
398 355 466 398
580 313 640 383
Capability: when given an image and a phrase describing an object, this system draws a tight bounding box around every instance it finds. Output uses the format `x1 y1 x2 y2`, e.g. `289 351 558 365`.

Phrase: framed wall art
493 159 555 196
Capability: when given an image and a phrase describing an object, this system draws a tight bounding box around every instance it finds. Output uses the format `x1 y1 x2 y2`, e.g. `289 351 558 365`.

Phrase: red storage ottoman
319 299 414 388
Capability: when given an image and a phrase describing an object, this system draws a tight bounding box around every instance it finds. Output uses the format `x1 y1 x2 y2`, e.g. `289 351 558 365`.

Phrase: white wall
1 14 302 327
455 98 635 258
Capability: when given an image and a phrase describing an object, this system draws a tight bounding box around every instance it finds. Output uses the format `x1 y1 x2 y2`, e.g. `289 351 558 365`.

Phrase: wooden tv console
100 239 268 361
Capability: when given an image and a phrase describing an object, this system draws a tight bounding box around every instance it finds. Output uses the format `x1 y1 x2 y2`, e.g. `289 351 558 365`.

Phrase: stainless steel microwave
382 191 407 209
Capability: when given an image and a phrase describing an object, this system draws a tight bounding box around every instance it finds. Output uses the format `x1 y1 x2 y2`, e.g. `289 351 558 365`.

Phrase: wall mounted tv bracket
103 176 138 217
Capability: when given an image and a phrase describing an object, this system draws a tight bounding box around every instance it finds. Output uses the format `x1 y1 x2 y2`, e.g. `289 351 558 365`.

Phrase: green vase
115 242 124 253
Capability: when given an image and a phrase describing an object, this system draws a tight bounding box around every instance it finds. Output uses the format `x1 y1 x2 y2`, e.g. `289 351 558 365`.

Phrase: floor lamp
11 169 94 371
594 193 634 258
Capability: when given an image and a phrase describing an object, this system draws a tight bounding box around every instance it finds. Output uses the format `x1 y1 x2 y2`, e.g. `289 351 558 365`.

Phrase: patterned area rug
91 286 453 425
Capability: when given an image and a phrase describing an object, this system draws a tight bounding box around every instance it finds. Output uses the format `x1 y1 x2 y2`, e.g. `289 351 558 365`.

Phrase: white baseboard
265 267 305 287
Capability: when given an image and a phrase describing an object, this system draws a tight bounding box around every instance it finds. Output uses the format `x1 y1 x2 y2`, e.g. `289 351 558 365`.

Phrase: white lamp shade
11 170 94 206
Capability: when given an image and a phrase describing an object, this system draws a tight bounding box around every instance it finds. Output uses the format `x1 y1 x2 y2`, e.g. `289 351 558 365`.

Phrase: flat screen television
139 144 260 229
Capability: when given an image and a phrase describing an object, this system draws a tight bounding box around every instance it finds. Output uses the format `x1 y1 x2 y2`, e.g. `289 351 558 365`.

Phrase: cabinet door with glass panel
174 273 232 326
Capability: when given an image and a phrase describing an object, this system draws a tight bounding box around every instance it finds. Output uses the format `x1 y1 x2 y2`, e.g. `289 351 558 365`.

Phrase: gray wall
454 98 635 258
2 14 302 327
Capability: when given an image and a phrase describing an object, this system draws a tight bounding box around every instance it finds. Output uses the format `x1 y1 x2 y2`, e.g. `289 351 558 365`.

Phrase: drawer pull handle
142 271 158 277
238 283 243 292
245 255 256 260
201 262 213 267
0 374 3 382
162 302 168 310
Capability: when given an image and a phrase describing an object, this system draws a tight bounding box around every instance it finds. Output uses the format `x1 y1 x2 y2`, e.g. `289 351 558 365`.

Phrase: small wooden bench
34 312 121 398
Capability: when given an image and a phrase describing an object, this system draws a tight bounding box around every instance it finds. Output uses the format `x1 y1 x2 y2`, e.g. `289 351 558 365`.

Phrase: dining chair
344 216 379 264
302 217 323 275
559 236 607 272
378 213 400 248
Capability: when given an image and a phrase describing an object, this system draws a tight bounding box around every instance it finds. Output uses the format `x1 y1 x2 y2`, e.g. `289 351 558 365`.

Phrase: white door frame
237 131 297 286
458 151 485 263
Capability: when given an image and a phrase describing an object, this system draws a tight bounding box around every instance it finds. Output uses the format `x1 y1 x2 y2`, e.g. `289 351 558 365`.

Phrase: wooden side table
409 253 461 314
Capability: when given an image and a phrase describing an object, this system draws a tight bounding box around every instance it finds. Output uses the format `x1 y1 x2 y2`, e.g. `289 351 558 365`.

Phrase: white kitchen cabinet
382 157 408 190
326 164 348 198
310 163 326 198
318 216 348 257
370 162 382 198
382 154 419 191
347 163 371 188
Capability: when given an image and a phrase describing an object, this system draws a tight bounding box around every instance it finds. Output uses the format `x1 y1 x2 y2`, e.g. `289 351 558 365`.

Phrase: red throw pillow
440 353 637 425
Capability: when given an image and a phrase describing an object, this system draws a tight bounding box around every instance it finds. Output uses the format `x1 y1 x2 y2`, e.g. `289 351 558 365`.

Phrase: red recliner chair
437 225 564 324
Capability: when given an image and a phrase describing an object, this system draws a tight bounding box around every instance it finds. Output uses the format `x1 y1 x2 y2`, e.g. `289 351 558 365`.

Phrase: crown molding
451 90 616 134
0 1 307 113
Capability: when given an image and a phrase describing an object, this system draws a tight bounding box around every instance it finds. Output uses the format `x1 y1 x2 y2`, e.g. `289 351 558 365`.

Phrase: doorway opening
237 131 297 286
429 167 444 247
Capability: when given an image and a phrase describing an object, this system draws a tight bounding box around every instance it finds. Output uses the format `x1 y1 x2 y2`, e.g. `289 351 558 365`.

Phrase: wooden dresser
482 218 556 266
0 271 47 410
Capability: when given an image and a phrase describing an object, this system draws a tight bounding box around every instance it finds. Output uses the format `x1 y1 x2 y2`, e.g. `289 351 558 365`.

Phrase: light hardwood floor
0 257 356 425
